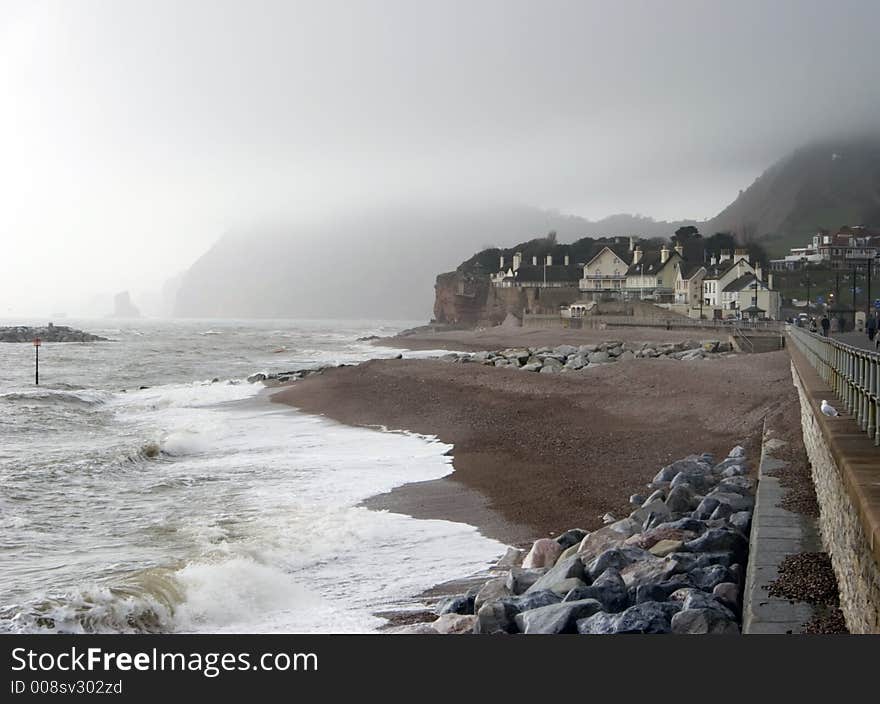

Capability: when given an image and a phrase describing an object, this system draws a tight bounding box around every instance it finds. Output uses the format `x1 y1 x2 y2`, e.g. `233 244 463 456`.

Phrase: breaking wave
0 388 112 406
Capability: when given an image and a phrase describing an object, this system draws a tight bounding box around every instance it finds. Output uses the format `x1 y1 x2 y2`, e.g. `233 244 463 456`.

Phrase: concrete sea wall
789 344 880 633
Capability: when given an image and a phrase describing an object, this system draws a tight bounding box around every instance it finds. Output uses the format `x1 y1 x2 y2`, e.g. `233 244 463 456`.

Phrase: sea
0 319 506 634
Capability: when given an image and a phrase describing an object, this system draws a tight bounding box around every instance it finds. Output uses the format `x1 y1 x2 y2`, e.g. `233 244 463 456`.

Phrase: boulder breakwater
0 325 107 343
408 446 754 635
437 339 733 372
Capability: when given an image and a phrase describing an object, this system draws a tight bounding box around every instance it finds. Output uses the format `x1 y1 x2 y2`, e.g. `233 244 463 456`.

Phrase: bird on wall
821 400 840 417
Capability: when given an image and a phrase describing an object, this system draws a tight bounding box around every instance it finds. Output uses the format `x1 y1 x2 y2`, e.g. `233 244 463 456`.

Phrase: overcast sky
2 0 879 316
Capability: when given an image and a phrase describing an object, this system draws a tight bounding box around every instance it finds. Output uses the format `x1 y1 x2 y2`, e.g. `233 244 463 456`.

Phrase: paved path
835 331 878 352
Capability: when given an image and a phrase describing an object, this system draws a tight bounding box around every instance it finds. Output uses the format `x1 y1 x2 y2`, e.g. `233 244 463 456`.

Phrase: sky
2 0 880 316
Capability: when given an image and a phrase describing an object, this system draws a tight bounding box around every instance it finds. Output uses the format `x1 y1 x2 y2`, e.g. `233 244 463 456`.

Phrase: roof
584 245 631 269
679 262 706 280
703 256 750 280
513 264 580 283
722 273 766 293
625 250 680 276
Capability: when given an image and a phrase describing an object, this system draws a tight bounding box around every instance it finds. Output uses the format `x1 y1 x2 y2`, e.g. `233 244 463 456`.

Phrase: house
702 250 755 310
769 226 880 271
674 262 706 307
491 251 579 288
721 272 782 320
700 249 781 319
579 244 630 296
623 244 683 301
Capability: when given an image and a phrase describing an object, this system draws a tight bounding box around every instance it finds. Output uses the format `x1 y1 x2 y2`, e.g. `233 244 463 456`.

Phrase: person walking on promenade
868 314 877 343
820 315 830 336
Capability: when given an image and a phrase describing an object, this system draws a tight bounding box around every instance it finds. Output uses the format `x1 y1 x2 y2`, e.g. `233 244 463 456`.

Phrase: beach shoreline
271 350 793 544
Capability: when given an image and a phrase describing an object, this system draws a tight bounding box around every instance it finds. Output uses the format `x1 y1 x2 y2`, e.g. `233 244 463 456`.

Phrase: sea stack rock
111 291 141 318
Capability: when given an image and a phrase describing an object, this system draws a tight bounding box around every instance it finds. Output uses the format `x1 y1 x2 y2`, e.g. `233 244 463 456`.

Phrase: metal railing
732 327 755 353
788 325 880 445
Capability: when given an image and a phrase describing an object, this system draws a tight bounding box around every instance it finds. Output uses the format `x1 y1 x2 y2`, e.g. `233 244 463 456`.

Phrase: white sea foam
0 319 505 634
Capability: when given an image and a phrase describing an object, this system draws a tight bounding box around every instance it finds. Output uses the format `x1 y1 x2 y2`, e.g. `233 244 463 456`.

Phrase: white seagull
821 400 840 417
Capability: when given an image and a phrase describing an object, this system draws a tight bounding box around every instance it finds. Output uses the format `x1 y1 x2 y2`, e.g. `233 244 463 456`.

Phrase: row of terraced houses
490 237 781 320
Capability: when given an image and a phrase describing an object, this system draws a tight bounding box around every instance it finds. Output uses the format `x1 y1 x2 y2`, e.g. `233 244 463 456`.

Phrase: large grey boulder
563 567 629 612
705 490 754 512
555 528 588 550
716 476 755 495
522 538 564 568
474 601 518 634
670 469 716 494
564 354 587 370
577 601 681 634
527 555 586 593
671 608 739 634
588 351 609 364
473 577 511 613
619 555 683 588
665 484 697 514
688 565 734 591
653 457 711 484
515 599 604 634
682 527 748 557
729 511 752 534
473 590 562 634
584 547 652 581
630 498 671 528
436 593 475 615
431 613 478 634
577 519 641 562
520 362 543 372
554 344 578 357
505 567 548 595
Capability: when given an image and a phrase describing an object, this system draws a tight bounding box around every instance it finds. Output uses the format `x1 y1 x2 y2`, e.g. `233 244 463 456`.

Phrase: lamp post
802 273 813 314
852 262 859 329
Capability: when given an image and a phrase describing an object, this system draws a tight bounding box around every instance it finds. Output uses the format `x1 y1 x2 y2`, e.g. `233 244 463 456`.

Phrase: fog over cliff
174 205 692 319
2 1 880 317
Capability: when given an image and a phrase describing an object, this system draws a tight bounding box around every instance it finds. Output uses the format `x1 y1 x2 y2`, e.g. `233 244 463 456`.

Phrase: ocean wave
0 557 322 634
0 567 184 634
0 389 112 406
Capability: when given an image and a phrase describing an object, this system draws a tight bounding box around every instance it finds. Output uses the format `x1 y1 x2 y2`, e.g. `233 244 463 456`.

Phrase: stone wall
790 359 880 633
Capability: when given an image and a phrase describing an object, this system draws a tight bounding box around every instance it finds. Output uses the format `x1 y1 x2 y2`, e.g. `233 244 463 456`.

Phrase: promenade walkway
835 331 878 352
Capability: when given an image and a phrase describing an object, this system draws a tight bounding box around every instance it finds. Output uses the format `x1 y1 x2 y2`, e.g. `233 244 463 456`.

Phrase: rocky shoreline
0 324 108 343
437 338 734 372
396 446 754 635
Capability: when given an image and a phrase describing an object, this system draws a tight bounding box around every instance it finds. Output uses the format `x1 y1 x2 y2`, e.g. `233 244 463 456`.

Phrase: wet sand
272 351 795 545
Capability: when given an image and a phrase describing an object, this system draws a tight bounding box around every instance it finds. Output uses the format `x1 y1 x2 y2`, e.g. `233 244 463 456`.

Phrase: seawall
787 333 880 633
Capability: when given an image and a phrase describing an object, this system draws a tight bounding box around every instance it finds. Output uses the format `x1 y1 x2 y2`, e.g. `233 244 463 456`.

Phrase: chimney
768 273 774 290
735 248 748 262
755 262 763 283
674 243 684 257
546 254 553 266
500 255 505 270
513 252 522 271
710 254 717 266
532 255 538 266
564 254 570 266
720 249 731 262
629 236 636 252
632 246 643 265
660 245 670 264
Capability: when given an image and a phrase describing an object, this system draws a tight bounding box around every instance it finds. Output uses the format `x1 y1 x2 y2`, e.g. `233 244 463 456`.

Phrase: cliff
704 134 880 255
